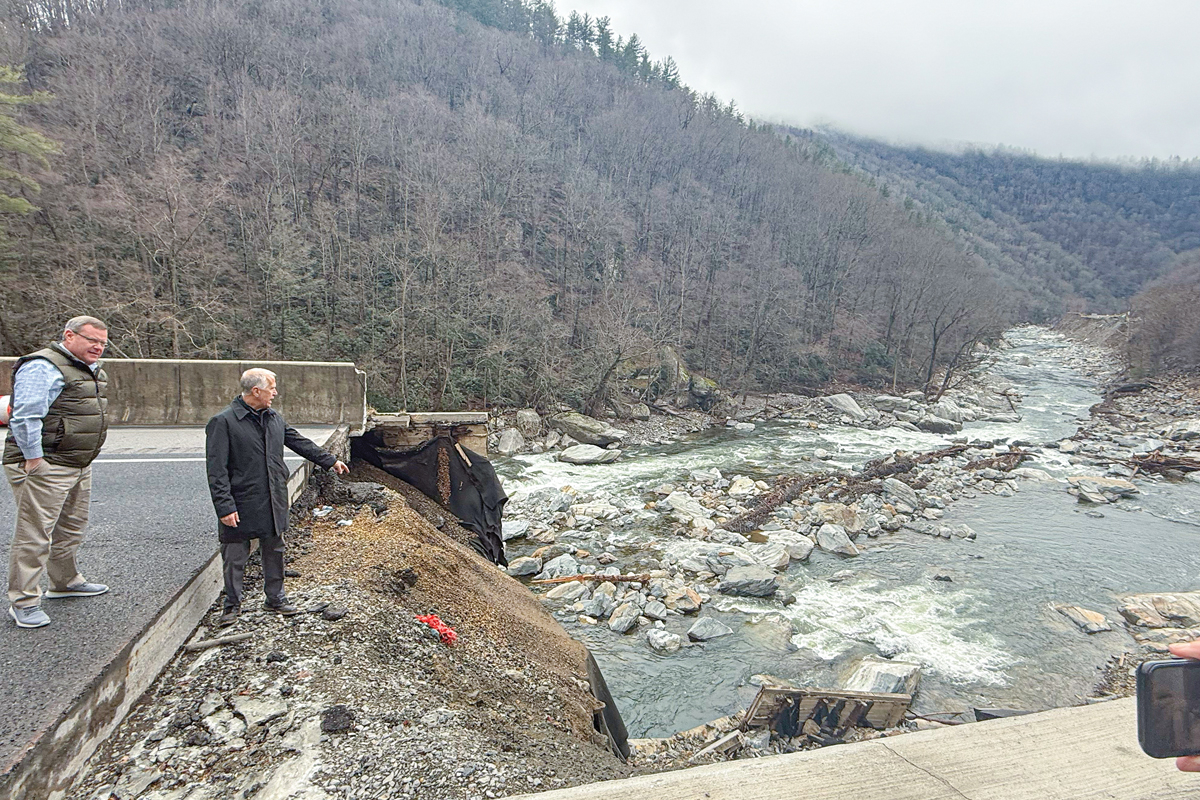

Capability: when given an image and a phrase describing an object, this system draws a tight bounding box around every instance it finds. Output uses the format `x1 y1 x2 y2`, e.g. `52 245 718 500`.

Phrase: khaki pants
4 462 90 608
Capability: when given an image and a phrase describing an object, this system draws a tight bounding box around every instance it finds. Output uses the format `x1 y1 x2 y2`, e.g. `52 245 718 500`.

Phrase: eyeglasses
71 330 108 348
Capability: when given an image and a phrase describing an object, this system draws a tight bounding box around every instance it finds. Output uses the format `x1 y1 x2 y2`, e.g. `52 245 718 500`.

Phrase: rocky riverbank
495 327 1200 763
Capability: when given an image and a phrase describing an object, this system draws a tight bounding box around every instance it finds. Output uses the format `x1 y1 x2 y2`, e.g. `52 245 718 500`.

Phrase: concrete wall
0 357 367 431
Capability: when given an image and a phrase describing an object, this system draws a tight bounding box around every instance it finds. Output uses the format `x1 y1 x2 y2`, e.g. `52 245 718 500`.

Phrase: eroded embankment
69 468 627 800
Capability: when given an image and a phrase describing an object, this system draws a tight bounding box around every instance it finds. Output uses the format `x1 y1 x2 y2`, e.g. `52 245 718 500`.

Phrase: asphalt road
0 426 332 773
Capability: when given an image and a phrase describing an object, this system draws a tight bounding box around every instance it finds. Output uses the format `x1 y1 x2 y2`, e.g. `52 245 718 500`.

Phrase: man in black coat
205 368 348 627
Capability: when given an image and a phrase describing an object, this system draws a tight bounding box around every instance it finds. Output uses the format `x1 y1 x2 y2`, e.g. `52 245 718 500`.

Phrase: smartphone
1137 658 1200 758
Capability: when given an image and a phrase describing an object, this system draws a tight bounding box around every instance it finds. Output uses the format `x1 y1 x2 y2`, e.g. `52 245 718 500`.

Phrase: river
497 328 1200 738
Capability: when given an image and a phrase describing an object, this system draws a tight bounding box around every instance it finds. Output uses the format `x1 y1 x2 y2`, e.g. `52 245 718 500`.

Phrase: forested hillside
822 132 1200 318
0 0 1008 409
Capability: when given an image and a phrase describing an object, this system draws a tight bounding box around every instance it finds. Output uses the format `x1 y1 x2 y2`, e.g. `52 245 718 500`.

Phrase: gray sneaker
45 582 109 598
9 605 50 628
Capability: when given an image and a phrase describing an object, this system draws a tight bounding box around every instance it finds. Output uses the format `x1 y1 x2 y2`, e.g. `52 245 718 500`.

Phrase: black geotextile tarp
351 433 507 566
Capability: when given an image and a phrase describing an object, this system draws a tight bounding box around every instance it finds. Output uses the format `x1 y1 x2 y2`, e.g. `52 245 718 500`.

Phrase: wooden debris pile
740 684 911 748
1126 450 1200 475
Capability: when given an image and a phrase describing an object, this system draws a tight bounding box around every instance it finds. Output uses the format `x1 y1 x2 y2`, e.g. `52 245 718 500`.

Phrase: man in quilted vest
3 316 111 628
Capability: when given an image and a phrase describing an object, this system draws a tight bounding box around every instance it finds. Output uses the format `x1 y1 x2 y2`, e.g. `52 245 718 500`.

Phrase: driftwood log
532 573 651 585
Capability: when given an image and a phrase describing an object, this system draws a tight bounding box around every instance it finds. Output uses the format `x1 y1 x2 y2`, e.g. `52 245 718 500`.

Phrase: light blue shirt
9 356 99 460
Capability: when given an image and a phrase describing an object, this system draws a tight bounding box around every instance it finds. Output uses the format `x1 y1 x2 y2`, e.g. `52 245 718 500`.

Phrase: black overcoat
205 397 337 543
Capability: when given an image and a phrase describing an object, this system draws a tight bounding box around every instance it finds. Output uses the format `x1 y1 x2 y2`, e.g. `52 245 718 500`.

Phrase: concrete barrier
0 426 350 800
0 357 367 431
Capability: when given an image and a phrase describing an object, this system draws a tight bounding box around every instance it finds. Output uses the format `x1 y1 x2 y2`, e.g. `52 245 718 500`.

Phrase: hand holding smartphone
1137 639 1200 770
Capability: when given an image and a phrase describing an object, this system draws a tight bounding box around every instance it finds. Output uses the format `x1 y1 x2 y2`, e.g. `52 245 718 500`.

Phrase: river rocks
822 393 867 422
1055 605 1112 634
815 523 859 556
843 656 922 695
664 587 703 614
580 593 616 619
548 412 627 447
1010 467 1055 481
545 582 590 602
917 414 961 434
874 395 916 413
643 600 669 621
812 501 865 533
506 556 542 577
1166 419 1200 441
727 476 757 497
535 553 579 580
705 547 759 575
558 444 621 464
502 519 530 541
496 428 525 457
608 603 641 633
930 398 965 423
882 477 920 509
1068 476 1138 503
1119 593 1200 629
688 617 734 641
718 566 778 597
515 408 542 436
770 532 815 561
663 491 713 527
646 628 683 653
746 542 791 572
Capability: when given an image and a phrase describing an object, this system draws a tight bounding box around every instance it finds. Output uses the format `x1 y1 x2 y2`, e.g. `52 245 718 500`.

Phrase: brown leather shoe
217 608 239 628
265 602 301 616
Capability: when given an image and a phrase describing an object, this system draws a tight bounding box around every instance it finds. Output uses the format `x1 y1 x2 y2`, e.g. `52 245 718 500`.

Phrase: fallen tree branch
531 573 651 585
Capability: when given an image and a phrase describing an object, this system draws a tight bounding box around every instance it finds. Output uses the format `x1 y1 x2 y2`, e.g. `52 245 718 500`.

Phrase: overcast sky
559 0 1200 161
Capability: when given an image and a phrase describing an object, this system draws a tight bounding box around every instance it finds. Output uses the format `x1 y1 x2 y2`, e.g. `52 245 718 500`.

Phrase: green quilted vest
3 344 108 467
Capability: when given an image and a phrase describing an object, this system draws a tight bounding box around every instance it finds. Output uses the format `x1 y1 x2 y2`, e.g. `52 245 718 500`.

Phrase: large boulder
930 398 964 423
747 542 791 572
545 582 590 602
1055 605 1112 634
506 556 542 577
843 656 922 695
515 408 542 437
687 374 723 411
873 395 916 413
1119 592 1200 629
771 532 815 561
822 393 867 422
705 546 759 576
557 444 621 465
664 587 703 614
717 565 779 597
917 415 961 434
608 603 641 633
1067 476 1138 500
812 502 865 533
496 428 525 457
883 477 921 508
1167 420 1200 442
646 628 683 653
816 523 859 556
687 617 734 641
501 519 530 541
548 412 627 447
535 554 579 581
664 492 713 526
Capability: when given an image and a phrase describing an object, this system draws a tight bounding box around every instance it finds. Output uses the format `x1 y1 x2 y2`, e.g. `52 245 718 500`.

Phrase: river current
497 329 1200 738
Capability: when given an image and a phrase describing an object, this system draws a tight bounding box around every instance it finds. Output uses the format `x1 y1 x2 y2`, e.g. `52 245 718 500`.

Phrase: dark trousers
221 534 286 611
